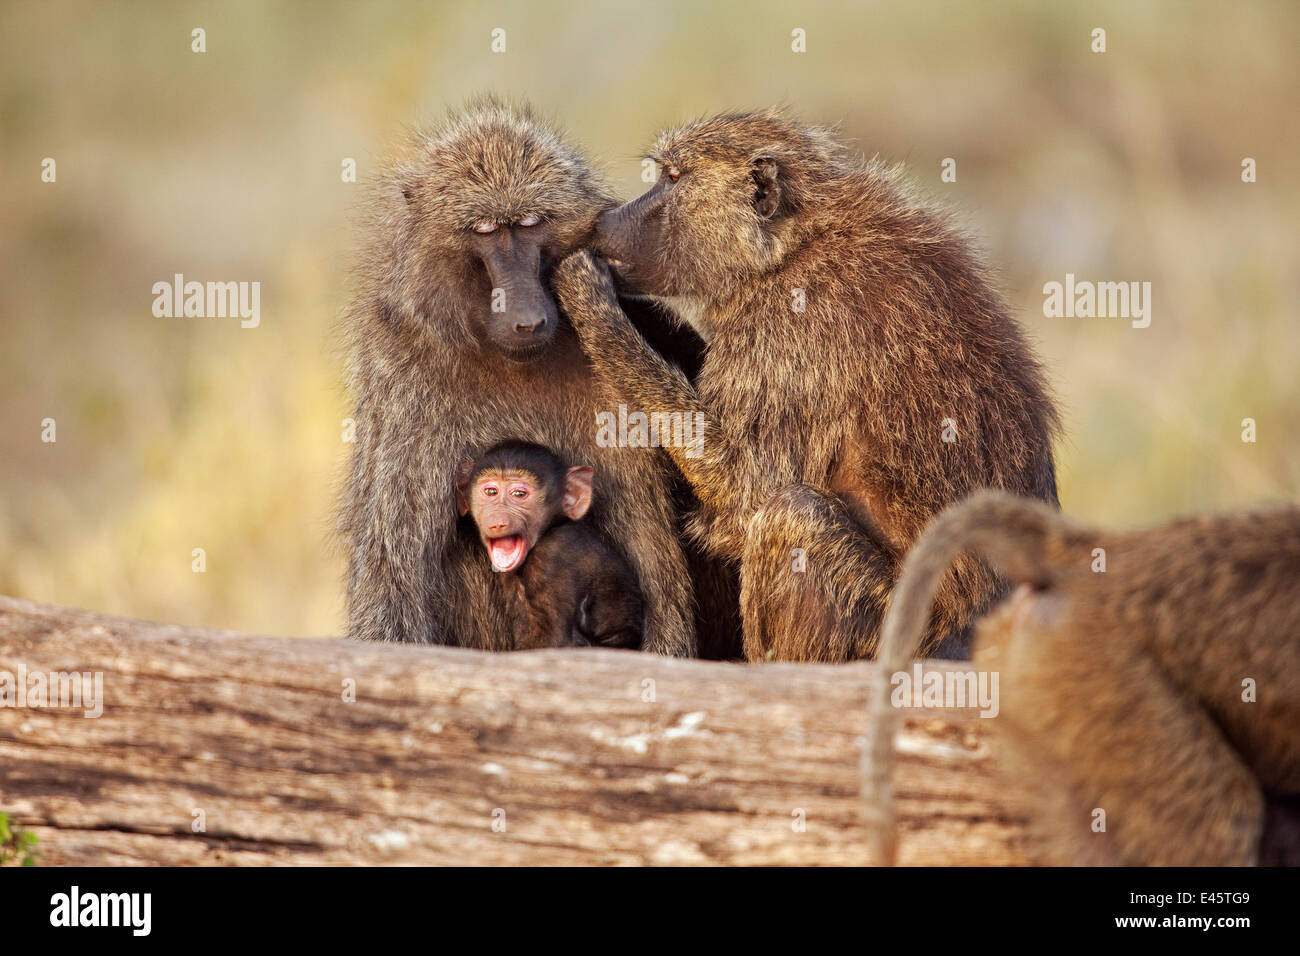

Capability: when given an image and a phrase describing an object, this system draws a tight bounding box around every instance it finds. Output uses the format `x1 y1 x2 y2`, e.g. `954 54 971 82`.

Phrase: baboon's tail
861 489 1085 865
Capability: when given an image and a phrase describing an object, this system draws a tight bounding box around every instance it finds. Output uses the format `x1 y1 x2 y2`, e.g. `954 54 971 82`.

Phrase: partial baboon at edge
863 490 1300 866
553 108 1059 662
339 97 696 654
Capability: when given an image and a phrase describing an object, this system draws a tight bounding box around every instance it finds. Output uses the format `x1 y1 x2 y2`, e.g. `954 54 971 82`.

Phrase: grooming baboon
863 490 1300 866
340 97 697 654
456 441 645 650
553 108 1059 662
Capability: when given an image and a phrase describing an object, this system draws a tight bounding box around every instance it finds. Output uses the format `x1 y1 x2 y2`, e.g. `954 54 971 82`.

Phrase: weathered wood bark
0 595 1029 865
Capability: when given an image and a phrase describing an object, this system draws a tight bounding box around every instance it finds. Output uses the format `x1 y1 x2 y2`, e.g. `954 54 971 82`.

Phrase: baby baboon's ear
751 157 781 220
563 465 595 520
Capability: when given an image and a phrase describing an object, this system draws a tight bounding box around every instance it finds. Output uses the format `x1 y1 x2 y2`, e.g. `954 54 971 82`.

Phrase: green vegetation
0 813 39 866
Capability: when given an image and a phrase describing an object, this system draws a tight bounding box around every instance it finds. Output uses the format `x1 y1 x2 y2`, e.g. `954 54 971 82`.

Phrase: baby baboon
340 96 695 654
456 441 645 650
553 108 1059 661
862 490 1300 866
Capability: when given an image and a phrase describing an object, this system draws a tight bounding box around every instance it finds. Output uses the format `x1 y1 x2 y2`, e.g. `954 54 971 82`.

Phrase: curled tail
861 489 1088 865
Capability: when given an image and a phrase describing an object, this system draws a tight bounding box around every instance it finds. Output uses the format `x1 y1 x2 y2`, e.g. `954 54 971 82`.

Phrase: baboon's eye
482 483 499 497
666 166 681 183
473 220 499 234
510 487 529 500
517 214 540 227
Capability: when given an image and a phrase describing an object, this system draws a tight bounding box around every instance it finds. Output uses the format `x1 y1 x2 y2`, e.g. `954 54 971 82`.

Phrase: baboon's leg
625 518 694 657
595 461 696 657
689 540 743 660
668 469 741 661
740 485 897 662
974 590 1265 865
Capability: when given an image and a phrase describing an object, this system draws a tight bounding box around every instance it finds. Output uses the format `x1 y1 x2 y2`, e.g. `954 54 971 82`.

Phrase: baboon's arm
341 336 461 645
554 252 698 410
553 252 748 512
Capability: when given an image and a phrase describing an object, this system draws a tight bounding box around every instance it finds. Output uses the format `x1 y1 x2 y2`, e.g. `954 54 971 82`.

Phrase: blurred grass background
1 0 1296 636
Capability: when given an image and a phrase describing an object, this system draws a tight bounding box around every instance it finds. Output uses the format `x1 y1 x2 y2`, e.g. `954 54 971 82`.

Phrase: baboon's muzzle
593 184 669 294
479 236 560 361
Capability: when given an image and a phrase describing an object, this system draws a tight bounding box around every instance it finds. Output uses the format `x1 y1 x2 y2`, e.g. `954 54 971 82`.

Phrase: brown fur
553 108 1059 661
457 441 644 650
339 97 694 654
863 490 1300 866
513 521 645 650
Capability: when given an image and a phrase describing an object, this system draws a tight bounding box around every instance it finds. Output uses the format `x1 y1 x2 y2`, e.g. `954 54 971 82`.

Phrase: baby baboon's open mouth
487 535 527 572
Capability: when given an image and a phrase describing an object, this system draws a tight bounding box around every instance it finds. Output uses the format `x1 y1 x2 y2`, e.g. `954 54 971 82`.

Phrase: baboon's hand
554 248 706 472
553 250 623 336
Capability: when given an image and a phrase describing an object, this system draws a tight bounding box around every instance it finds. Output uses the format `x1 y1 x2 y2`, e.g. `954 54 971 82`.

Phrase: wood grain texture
0 596 1029 865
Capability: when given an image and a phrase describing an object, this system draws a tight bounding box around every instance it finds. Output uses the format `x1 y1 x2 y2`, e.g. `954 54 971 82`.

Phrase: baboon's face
464 218 565 361
594 116 792 298
431 181 604 363
398 107 615 362
455 448 594 573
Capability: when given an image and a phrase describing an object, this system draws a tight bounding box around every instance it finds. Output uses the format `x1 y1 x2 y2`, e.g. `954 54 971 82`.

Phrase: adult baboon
553 108 1059 662
863 490 1300 865
339 97 695 654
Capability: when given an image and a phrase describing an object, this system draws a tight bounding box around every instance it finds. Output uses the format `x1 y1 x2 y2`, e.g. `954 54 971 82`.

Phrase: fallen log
0 595 1029 865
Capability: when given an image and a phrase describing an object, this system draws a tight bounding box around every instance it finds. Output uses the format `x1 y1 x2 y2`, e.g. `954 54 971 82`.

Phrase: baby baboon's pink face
464 467 552 572
454 442 595 573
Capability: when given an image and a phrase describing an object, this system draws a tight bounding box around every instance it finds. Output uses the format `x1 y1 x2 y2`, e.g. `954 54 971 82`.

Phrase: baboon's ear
455 459 475 516
751 157 781 220
563 466 595 520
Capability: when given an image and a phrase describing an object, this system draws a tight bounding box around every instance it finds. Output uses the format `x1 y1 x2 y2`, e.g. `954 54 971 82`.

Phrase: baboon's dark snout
480 242 561 359
593 206 632 259
494 287 558 361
